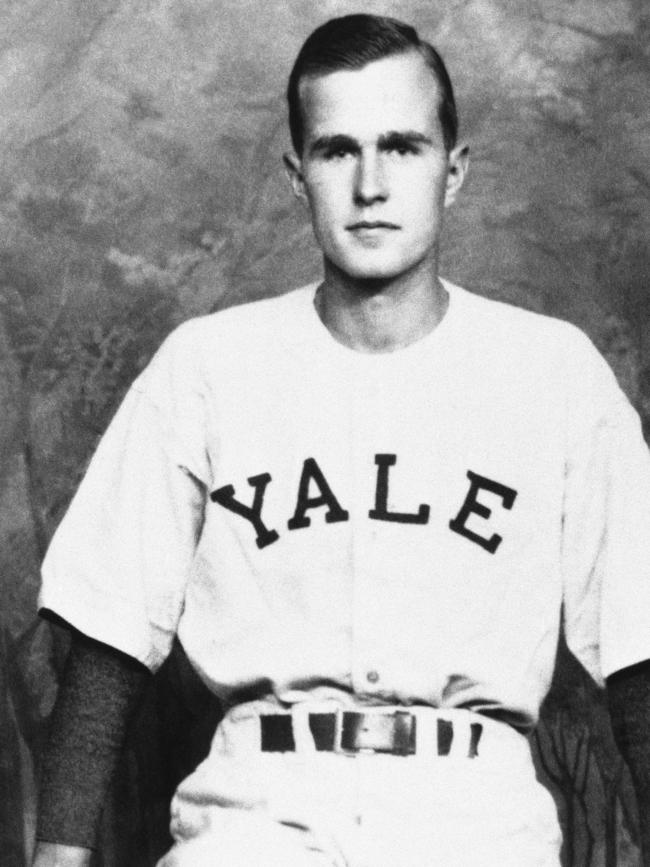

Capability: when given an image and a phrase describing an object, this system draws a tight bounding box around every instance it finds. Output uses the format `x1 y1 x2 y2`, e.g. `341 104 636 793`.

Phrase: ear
283 152 307 202
444 143 469 208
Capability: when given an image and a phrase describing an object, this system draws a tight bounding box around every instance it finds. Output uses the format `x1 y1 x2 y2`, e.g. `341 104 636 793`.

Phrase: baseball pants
156 700 561 867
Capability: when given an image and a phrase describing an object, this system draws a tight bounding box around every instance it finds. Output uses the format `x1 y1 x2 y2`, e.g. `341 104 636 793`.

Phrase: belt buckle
332 708 416 756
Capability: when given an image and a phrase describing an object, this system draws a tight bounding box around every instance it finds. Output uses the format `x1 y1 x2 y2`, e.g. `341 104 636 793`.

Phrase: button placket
348 361 378 694
348 361 391 695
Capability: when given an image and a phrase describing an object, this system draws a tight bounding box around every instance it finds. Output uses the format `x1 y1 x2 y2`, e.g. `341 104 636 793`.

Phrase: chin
332 253 413 284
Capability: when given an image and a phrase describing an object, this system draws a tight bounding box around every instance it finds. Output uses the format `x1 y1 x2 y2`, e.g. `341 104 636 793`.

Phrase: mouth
347 221 400 231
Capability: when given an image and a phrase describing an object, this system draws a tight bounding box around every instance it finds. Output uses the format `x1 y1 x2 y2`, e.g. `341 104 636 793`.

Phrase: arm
607 659 650 867
33 627 150 867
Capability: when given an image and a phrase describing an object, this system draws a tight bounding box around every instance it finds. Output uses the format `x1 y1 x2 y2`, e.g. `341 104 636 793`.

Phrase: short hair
287 14 458 155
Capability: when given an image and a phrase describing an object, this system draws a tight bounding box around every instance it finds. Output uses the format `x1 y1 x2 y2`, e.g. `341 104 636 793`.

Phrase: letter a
288 458 349 530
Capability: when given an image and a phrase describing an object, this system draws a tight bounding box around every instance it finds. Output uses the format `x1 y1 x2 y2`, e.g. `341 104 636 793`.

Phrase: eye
325 147 354 161
386 142 417 157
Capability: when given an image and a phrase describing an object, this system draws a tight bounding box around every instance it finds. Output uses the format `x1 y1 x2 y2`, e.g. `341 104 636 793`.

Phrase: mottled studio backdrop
1 0 649 865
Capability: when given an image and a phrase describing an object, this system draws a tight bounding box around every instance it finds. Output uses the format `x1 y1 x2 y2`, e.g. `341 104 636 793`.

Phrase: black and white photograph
1 2 649 865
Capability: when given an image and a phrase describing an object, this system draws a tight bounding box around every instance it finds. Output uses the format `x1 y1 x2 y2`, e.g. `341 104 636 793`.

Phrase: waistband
220 702 530 767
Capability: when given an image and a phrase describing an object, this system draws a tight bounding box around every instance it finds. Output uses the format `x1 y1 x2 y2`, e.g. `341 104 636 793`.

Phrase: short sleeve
561 333 650 685
39 325 210 672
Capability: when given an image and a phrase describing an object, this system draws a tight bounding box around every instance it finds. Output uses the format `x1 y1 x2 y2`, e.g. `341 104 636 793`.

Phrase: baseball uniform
39 279 650 865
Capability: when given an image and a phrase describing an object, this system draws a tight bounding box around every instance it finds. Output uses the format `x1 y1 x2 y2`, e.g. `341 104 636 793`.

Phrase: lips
346 221 400 230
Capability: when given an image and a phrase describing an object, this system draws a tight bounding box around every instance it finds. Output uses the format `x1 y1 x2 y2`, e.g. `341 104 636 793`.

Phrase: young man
34 14 650 867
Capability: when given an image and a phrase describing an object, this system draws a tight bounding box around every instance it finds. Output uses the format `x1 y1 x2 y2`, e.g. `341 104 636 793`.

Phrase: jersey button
366 670 380 684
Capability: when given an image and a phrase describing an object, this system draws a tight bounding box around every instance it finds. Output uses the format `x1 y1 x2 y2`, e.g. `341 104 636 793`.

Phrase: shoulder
175 284 313 345
446 279 613 374
137 284 315 392
446 279 587 349
444 279 628 415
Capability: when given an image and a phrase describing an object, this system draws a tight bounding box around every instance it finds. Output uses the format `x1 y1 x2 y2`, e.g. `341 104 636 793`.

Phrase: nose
353 150 388 205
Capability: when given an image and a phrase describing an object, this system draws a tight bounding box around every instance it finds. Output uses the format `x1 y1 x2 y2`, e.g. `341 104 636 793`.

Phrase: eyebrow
380 130 433 149
308 134 357 156
308 130 433 156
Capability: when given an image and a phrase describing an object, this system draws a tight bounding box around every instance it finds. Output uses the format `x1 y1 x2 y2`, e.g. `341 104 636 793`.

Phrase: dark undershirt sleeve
607 658 650 864
36 626 150 849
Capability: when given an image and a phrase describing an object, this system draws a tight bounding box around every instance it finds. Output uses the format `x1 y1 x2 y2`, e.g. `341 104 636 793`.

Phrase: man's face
285 51 467 283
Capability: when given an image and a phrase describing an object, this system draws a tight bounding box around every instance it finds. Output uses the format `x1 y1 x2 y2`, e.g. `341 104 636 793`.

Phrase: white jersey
39 280 650 731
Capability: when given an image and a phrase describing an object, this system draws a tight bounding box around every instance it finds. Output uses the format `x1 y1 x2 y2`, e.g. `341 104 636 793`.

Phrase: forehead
299 52 442 144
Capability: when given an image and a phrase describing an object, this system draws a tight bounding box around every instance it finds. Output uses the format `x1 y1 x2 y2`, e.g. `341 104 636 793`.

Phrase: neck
316 258 449 353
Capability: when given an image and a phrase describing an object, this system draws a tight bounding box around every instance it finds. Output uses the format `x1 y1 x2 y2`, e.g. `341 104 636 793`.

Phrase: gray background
1 0 649 864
